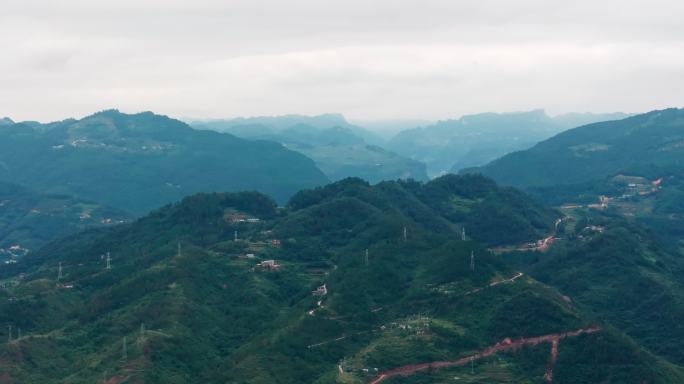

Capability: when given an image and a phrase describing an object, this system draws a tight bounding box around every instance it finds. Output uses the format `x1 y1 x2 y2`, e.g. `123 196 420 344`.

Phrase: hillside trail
534 217 565 252
490 216 565 253
367 326 601 384
463 272 524 296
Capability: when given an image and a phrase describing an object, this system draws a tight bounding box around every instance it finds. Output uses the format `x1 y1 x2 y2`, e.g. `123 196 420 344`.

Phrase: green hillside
0 181 130 257
0 110 329 214
506 207 684 370
468 108 684 188
0 176 680 383
450 108 684 375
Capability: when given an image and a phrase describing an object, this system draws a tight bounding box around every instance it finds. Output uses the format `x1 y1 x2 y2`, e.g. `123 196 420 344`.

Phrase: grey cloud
1 0 683 122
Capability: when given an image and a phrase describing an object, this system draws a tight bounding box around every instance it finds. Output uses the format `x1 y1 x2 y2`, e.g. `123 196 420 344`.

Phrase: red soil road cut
104 376 128 384
368 326 601 384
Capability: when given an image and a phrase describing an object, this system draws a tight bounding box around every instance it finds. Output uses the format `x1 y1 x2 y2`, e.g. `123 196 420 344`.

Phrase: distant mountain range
387 110 631 175
0 110 329 214
192 113 385 145
192 114 429 183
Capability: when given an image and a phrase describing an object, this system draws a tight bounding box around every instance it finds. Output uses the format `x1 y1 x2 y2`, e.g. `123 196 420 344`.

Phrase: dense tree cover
0 181 130 252
288 174 557 246
0 110 328 214
510 212 684 368
0 180 680 383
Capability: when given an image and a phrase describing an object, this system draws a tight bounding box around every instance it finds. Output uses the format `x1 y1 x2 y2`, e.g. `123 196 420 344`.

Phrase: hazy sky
1 0 683 122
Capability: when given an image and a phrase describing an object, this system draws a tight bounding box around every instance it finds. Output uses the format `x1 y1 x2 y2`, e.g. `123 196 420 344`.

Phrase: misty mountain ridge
387 109 631 175
192 113 385 146
467 107 684 189
193 114 429 183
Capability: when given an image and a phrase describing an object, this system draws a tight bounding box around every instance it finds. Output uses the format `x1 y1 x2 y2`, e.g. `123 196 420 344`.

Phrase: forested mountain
193 115 429 183
0 181 130 258
458 107 684 378
0 176 680 383
506 203 684 371
462 108 684 254
387 110 629 175
468 108 684 188
0 110 328 214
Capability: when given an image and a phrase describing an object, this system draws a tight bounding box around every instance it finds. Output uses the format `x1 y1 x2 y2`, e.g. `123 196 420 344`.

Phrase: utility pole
122 336 127 361
138 323 145 346
364 249 369 267
470 251 475 272
57 262 63 281
17 328 20 341
470 356 474 374
7 325 11 344
234 230 238 241
462 227 466 241
403 226 407 242
177 242 181 257
106 252 111 270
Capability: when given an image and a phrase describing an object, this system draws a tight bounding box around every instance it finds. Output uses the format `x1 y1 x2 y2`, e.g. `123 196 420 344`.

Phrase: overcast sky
1 0 683 122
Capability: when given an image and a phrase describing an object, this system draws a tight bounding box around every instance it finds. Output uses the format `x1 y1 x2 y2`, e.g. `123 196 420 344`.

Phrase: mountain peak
0 117 15 126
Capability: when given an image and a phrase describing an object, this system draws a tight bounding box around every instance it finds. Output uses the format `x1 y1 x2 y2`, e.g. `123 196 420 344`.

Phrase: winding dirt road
368 326 601 384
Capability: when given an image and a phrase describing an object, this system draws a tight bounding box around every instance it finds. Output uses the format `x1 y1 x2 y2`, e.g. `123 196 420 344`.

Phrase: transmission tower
470 250 475 272
106 252 111 270
138 323 146 346
177 241 182 257
57 262 63 281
